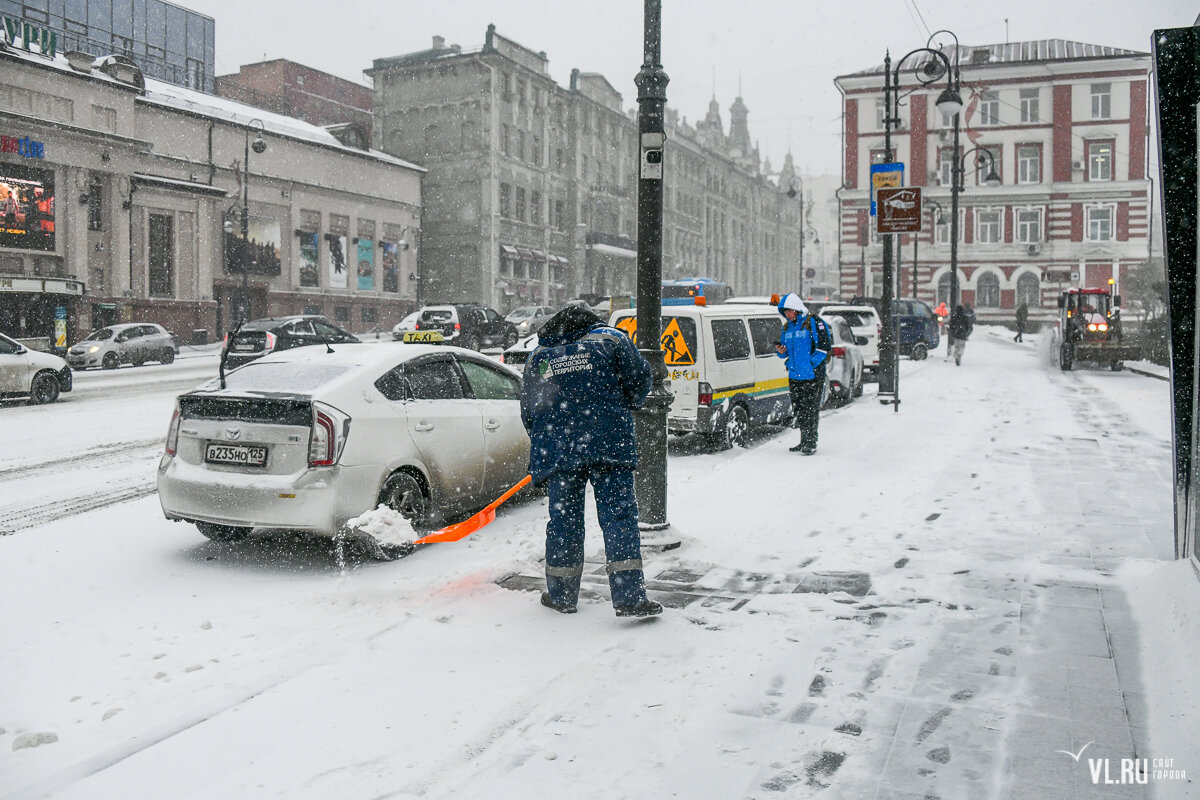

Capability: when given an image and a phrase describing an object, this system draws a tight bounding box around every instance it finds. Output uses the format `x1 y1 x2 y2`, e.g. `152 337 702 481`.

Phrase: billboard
0 162 55 251
357 237 374 291
223 216 281 275
327 234 347 289
381 241 399 293
298 231 319 287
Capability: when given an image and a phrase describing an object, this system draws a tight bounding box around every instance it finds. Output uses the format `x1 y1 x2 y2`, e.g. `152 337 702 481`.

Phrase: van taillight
309 402 351 467
832 346 846 358
165 403 181 455
698 381 713 406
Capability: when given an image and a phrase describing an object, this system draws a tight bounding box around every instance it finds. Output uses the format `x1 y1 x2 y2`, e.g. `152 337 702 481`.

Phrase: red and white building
835 40 1152 324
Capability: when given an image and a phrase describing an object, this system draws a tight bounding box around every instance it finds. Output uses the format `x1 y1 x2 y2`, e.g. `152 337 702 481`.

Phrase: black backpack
808 316 833 378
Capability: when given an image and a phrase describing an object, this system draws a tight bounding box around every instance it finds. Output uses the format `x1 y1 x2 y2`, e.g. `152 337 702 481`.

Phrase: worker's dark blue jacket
520 306 653 485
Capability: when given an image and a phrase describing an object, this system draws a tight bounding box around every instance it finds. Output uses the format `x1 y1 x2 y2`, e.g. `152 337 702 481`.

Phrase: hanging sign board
876 187 923 234
869 162 904 216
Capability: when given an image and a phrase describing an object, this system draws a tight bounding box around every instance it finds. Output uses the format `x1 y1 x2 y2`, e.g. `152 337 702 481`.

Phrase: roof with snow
843 39 1149 78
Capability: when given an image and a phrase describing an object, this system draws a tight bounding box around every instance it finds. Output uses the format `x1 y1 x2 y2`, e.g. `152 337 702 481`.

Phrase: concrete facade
0 44 422 346
835 40 1153 326
368 26 804 312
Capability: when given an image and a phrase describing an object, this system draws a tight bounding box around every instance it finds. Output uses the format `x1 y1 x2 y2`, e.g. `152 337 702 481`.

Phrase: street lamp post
225 119 266 326
879 47 962 406
787 177 805 292
917 197 945 300
398 226 422 305
632 0 676 546
950 145 1001 318
926 30 965 349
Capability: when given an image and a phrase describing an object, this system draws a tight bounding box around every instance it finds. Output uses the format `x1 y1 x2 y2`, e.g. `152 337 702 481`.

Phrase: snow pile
344 504 418 547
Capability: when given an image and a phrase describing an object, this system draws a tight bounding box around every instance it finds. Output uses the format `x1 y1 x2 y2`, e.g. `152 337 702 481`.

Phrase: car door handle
413 421 435 431
484 419 500 430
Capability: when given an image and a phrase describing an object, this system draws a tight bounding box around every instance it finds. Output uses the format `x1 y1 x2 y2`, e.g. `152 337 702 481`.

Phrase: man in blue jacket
521 303 661 617
775 293 830 455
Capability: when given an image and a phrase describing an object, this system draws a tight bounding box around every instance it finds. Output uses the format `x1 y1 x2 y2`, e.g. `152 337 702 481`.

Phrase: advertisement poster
224 216 281 275
299 232 319 287
0 162 55 251
357 237 374 291
328 234 347 288
381 241 399 293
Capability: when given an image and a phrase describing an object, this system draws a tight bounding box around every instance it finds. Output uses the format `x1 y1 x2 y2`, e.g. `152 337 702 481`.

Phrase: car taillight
698 381 713 406
309 402 351 467
876 324 882 339
264 331 277 351
454 322 461 331
221 333 228 350
165 402 181 456
832 346 846 358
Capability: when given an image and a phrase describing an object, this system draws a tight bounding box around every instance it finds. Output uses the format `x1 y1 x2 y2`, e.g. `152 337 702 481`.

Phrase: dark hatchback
222 315 360 369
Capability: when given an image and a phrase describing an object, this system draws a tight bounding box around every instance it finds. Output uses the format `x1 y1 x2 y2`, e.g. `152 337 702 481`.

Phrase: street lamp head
935 86 964 118
251 135 267 155
223 219 234 235
982 167 1002 187
786 177 800 199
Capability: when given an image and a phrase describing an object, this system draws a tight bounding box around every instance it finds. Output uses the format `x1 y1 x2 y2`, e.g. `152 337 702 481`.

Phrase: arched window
938 273 952 305
976 272 1001 308
1017 272 1041 307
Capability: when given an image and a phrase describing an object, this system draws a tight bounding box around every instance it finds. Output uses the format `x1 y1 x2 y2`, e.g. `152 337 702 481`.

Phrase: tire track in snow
0 481 157 535
0 438 161 481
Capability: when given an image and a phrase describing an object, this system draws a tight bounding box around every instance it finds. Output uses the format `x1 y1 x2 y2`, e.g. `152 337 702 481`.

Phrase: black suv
412 304 517 350
223 315 360 369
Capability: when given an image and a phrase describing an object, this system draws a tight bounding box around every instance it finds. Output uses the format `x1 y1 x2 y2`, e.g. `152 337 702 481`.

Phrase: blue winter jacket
521 307 653 484
776 312 830 381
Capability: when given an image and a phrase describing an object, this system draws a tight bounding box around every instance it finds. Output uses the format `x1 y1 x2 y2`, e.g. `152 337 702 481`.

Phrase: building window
939 148 956 187
1016 208 1043 243
935 214 952 245
875 98 886 130
87 177 103 231
515 187 526 222
938 273 952 304
1019 88 1039 123
1017 145 1041 184
334 306 349 323
501 125 510 157
941 109 957 128
502 72 512 99
518 130 526 161
556 147 565 170
1017 272 1041 307
499 183 511 218
530 191 542 225
361 306 377 324
518 80 527 106
532 135 541 166
976 209 1001 243
554 199 565 231
148 213 174 297
979 91 1000 126
1088 140 1114 181
1090 83 1111 119
1086 206 1114 241
976 272 1001 307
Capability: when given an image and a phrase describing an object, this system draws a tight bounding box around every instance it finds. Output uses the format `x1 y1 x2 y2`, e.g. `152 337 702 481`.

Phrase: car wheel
380 471 430 529
102 351 119 370
196 521 252 542
29 372 60 405
706 403 750 451
462 334 480 351
852 373 864 397
1111 361 1124 372
160 348 175 365
910 342 928 361
131 357 144 367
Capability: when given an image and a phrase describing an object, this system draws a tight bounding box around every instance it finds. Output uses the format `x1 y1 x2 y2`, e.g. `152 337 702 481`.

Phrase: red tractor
1053 287 1139 371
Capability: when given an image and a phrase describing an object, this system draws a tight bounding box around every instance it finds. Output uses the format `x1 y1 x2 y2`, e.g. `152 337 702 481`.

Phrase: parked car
157 343 530 559
0 332 73 404
892 298 941 360
505 305 557 337
816 304 881 376
223 315 360 370
67 323 178 370
390 311 422 341
820 314 865 406
501 332 539 366
408 304 516 350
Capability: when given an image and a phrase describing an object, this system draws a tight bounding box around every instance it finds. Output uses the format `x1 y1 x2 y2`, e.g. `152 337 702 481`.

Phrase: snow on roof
139 78 425 172
844 39 1148 78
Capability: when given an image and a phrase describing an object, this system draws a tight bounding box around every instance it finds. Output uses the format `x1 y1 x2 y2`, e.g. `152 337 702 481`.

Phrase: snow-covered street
2 330 1196 799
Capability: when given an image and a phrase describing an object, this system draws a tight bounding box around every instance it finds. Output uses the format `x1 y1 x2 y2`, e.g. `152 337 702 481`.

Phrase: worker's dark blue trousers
544 465 647 609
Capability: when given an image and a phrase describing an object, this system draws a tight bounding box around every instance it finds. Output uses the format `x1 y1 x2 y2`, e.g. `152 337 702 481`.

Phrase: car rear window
216 363 352 392
420 310 454 323
830 311 872 327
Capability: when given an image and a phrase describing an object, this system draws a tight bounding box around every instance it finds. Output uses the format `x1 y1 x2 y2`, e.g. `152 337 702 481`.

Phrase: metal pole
798 190 805 294
878 52 898 408
632 0 674 541
913 232 919 300
947 66 962 353
240 129 250 324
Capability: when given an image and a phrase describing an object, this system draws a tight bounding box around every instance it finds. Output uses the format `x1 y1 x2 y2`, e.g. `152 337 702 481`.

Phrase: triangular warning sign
659 318 693 365
615 316 638 343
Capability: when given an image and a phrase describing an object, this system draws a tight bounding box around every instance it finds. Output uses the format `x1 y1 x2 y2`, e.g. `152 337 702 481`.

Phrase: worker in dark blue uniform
775 293 830 455
521 303 661 617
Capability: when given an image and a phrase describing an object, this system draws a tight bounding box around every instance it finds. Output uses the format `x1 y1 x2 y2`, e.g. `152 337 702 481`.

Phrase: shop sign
1 17 58 58
1 135 45 159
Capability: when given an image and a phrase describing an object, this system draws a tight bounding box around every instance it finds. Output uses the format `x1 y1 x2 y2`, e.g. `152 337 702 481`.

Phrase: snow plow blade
412 474 533 544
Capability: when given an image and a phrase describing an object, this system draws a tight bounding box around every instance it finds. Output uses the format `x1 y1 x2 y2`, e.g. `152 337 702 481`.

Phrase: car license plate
404 330 444 343
233 343 258 351
204 443 268 467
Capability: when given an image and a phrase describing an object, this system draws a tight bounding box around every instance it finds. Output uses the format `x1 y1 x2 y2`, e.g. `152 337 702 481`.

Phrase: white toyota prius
157 343 530 557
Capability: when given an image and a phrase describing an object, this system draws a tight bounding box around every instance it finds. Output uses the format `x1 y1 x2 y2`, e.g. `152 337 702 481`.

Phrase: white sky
181 0 1193 177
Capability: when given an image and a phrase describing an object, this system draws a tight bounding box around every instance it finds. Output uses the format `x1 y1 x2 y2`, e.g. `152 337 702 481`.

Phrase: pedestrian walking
774 293 831 455
1014 302 1028 343
948 304 973 366
520 303 662 618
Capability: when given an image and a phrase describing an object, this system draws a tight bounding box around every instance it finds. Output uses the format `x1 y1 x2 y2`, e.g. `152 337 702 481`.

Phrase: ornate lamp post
223 119 266 325
786 176 805 292
949 145 1001 319
916 197 945 299
879 47 963 405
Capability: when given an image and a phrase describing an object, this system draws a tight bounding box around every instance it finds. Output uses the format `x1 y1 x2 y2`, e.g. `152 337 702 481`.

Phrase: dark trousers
545 465 647 608
788 378 822 448
1015 321 1025 342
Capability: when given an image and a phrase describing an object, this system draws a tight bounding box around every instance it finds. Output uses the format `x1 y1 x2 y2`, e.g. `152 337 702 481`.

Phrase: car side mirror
115 335 127 342
855 336 868 346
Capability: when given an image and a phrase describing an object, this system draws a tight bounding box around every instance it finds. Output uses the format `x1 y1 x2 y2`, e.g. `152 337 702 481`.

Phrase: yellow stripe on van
712 377 789 403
